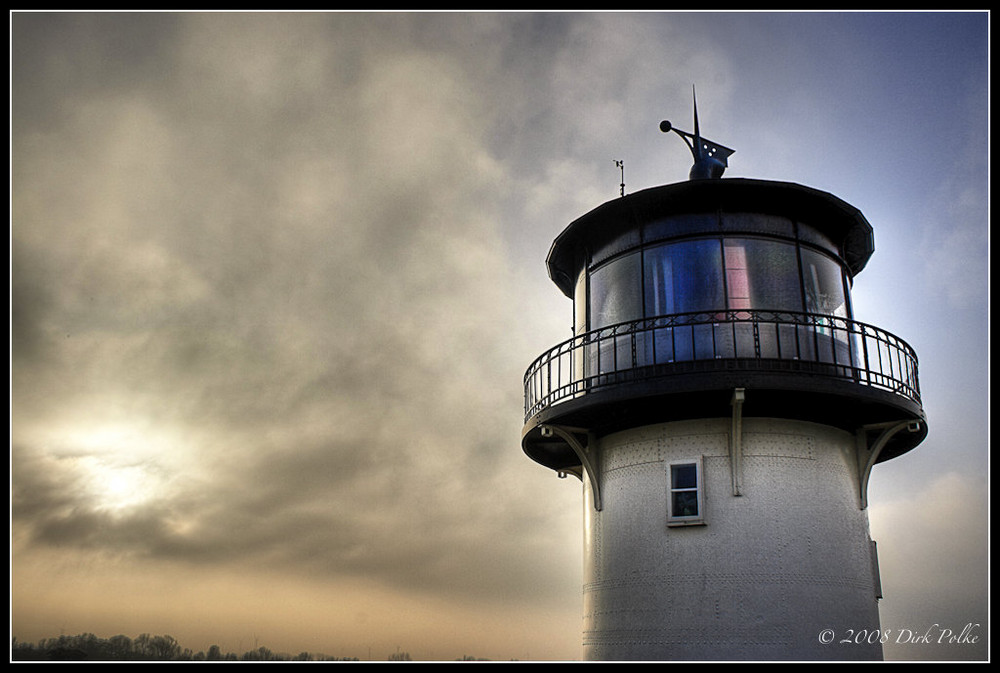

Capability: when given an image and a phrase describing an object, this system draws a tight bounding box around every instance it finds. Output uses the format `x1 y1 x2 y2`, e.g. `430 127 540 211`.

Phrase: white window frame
667 458 705 527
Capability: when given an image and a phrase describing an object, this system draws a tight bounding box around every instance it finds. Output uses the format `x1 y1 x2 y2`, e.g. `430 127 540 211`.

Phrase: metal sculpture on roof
660 86 735 180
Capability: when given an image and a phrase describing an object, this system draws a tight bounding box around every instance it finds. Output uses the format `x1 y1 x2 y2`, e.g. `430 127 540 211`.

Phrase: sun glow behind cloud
81 456 162 514
56 423 192 516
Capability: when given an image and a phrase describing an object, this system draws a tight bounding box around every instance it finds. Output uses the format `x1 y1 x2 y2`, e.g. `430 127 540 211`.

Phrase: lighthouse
521 101 926 661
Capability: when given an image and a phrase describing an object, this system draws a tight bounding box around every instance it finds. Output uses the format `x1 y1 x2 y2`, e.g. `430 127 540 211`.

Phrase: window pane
724 243 751 309
724 238 801 311
801 248 851 365
589 252 641 329
801 248 847 318
644 240 724 317
574 269 587 335
671 463 697 489
672 491 699 517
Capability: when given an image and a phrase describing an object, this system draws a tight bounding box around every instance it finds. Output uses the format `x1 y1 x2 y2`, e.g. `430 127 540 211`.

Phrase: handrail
524 310 921 422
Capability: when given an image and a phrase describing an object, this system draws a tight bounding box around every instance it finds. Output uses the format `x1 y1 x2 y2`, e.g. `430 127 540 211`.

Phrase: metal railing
524 309 921 422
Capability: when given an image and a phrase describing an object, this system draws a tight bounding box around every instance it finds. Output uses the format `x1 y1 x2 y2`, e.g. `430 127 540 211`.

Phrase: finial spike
692 85 701 151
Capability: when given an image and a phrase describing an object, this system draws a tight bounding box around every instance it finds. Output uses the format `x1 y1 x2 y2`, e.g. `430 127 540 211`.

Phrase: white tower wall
582 417 882 661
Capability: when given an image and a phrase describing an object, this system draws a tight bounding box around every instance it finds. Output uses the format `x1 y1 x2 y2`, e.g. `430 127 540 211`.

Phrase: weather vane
659 86 735 180
614 159 625 197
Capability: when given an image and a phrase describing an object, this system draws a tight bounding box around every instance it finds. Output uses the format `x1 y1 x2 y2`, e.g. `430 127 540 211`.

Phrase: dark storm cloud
11 445 87 520
10 246 55 363
12 13 182 135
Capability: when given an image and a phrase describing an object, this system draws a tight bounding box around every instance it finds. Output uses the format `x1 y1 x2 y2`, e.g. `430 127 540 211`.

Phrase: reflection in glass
589 253 641 376
801 248 851 366
642 240 723 365
574 270 587 334
801 248 847 317
573 270 588 397
724 238 801 312
644 240 725 316
590 252 641 329
673 491 699 517
671 463 697 489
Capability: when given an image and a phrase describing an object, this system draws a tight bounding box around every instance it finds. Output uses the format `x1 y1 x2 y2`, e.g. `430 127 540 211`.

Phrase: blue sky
11 11 988 661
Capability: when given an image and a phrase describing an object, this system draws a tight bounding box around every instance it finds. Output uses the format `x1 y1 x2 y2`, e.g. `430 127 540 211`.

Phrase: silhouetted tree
108 634 132 660
11 632 368 662
149 634 181 660
134 633 153 658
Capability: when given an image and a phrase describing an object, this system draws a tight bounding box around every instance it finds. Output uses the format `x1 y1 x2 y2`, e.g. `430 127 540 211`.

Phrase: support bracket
540 424 602 511
856 420 922 509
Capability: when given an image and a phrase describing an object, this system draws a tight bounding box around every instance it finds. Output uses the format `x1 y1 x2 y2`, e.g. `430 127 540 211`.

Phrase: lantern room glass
577 234 854 370
643 239 725 317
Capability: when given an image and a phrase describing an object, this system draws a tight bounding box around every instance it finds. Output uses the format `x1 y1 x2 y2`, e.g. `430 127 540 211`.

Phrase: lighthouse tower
521 103 926 661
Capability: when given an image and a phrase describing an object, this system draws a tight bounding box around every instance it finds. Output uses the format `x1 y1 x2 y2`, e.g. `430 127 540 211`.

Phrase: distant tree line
11 633 358 662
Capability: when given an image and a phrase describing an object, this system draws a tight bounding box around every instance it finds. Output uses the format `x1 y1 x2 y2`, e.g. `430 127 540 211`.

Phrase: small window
667 459 705 526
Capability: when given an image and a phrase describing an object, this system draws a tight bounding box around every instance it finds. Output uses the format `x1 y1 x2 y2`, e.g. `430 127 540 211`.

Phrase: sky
10 11 989 662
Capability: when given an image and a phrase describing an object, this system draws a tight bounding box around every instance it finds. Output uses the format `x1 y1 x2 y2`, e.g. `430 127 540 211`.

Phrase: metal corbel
540 424 602 511
856 420 922 509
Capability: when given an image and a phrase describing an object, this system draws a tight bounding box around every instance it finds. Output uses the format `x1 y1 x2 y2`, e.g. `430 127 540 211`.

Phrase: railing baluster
651 319 658 365
861 325 871 386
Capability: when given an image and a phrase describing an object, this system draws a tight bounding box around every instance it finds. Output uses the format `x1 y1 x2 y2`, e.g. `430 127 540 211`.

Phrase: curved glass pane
589 252 641 329
574 269 587 335
643 239 725 317
724 238 801 311
588 253 642 376
801 248 847 318
801 247 851 366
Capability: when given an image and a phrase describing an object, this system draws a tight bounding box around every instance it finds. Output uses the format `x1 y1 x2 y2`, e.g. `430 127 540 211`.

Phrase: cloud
12 12 588 621
912 86 989 311
869 471 988 660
